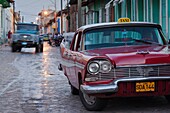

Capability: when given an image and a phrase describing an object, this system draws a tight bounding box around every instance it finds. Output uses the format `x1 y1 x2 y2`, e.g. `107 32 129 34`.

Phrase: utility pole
60 0 63 34
78 0 82 28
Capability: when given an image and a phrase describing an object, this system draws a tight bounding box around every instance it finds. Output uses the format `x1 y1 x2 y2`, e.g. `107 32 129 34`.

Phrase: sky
15 0 62 23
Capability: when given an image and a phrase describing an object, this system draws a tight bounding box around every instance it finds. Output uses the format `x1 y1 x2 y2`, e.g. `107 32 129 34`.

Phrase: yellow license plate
136 82 155 92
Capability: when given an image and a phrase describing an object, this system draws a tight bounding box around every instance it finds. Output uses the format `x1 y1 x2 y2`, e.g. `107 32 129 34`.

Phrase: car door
60 33 75 80
68 31 82 87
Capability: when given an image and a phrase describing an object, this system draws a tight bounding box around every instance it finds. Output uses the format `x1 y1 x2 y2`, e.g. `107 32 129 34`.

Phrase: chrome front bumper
80 76 170 94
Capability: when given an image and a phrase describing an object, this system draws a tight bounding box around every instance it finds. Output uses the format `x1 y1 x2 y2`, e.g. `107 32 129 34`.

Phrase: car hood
82 45 170 66
15 30 38 34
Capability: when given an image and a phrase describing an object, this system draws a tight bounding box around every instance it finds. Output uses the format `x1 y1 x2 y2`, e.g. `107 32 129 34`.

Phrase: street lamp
36 17 39 20
43 10 48 16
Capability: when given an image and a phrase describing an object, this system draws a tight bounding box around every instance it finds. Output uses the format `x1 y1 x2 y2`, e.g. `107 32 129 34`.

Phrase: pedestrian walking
7 30 12 45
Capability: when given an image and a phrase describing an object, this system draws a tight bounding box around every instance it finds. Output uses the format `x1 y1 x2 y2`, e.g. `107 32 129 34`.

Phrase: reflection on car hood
82 45 170 66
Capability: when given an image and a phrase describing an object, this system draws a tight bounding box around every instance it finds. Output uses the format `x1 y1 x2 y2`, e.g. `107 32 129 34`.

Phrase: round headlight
88 62 100 74
100 61 112 73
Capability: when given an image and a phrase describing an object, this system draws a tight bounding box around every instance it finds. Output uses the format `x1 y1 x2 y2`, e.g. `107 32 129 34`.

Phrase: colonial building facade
0 0 17 45
0 4 13 44
69 0 170 38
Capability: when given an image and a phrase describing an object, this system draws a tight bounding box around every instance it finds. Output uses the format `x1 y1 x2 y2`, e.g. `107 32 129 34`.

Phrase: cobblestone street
0 43 170 113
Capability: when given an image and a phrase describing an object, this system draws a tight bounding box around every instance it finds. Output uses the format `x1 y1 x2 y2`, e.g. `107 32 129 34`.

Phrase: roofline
78 22 161 32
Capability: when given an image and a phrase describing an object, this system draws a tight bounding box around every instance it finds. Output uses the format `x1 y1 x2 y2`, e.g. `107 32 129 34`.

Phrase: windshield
17 24 39 31
83 26 166 50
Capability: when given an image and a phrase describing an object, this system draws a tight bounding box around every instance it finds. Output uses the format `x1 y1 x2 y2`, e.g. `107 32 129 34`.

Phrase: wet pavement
0 42 170 113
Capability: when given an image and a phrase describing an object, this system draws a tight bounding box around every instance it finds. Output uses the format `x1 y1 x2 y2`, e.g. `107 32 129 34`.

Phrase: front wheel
40 44 43 52
36 44 39 53
70 85 79 95
79 86 108 111
11 45 17 52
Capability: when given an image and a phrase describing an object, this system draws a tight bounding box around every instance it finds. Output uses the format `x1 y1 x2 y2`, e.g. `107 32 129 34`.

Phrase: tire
11 45 17 52
51 41 56 47
70 85 79 95
40 44 43 52
18 47 22 52
55 40 60 46
165 95 170 102
48 40 51 45
36 44 39 53
79 79 108 111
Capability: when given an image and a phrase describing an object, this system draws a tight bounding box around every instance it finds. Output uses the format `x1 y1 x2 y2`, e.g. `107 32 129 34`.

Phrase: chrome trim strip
61 58 85 69
81 76 170 94
76 62 85 69
117 63 170 68
80 84 118 94
113 76 170 84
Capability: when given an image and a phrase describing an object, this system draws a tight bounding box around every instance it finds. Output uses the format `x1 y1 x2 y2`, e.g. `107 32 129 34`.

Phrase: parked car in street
11 23 43 52
54 34 64 46
49 33 64 47
59 18 170 111
41 34 49 41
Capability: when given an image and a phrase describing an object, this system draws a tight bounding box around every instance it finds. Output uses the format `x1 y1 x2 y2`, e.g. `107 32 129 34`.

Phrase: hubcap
83 92 96 105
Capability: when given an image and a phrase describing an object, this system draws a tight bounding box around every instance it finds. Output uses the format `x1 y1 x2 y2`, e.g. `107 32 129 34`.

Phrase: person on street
7 30 12 45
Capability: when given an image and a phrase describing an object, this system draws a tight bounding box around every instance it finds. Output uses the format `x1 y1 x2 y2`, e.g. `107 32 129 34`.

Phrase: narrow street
0 42 170 113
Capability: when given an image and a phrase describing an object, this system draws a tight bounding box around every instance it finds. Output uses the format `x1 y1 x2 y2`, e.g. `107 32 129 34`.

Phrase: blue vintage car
11 23 43 52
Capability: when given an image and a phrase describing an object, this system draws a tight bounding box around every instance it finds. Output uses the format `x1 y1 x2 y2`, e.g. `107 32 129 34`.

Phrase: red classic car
59 18 170 111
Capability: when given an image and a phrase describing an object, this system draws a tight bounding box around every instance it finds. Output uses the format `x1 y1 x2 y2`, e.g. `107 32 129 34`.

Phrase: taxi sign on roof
118 18 131 23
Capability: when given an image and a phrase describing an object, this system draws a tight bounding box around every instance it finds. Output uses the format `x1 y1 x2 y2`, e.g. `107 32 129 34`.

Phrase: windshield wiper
132 38 162 46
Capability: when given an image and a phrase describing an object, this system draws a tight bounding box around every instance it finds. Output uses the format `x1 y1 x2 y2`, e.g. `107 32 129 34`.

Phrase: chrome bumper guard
80 76 170 94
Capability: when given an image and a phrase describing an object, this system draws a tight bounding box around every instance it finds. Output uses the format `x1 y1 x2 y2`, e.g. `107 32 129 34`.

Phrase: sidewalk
0 43 9 49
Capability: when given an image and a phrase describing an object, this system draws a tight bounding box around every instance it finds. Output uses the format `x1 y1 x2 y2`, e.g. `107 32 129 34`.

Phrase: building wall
68 0 170 39
0 5 2 44
4 8 13 40
112 0 170 38
0 4 13 44
69 4 77 32
57 17 61 33
168 0 170 38
63 13 68 33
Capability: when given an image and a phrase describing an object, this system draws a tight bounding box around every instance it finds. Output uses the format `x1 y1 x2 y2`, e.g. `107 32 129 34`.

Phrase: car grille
86 64 170 81
19 35 32 41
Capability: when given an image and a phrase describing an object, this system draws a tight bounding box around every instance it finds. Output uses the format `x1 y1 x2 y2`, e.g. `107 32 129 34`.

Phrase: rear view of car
42 34 49 41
